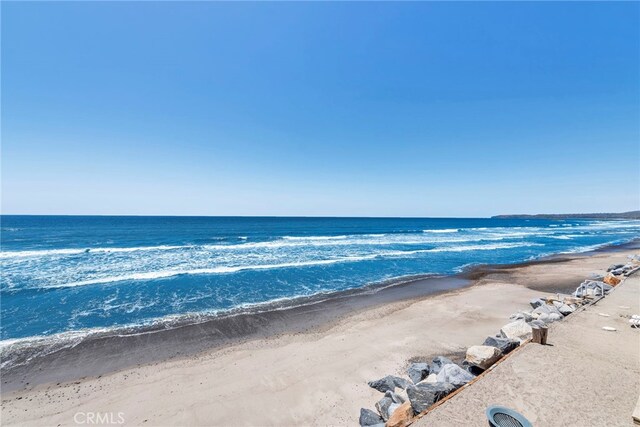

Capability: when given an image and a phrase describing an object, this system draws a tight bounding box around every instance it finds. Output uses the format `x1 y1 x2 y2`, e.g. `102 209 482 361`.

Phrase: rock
509 311 533 322
418 373 438 384
375 397 393 421
500 320 533 342
538 312 562 324
483 336 519 354
533 304 562 316
588 272 605 280
368 376 411 393
461 360 485 376
607 263 625 272
407 362 430 384
386 401 414 427
396 388 409 404
436 363 475 387
465 345 502 370
359 408 384 427
611 268 626 276
557 304 575 316
529 319 546 329
529 298 545 309
375 395 402 422
406 383 455 413
430 356 454 375
603 273 621 286
385 390 405 404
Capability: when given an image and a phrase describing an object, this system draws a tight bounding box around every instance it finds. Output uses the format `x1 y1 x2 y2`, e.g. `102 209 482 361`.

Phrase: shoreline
1 243 638 425
2 239 639 394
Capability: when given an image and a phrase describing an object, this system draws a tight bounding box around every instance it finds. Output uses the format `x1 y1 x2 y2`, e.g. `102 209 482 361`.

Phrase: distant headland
492 211 640 220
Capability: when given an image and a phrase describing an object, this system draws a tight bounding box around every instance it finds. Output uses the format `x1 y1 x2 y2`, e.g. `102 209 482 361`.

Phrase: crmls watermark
73 412 125 425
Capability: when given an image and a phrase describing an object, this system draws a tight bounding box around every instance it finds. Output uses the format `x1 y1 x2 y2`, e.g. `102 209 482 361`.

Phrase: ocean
1 216 638 344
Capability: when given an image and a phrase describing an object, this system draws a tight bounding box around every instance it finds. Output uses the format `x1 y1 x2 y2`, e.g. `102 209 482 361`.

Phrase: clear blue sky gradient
2 2 639 217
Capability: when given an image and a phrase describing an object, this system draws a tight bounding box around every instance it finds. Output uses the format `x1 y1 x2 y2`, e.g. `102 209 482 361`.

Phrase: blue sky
2 2 639 217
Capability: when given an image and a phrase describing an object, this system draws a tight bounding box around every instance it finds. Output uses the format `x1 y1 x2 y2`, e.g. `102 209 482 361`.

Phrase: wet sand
1 242 638 425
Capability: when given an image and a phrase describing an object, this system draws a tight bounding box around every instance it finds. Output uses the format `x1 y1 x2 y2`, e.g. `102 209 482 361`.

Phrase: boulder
509 311 533 322
359 408 384 427
436 364 475 387
407 362 430 384
396 388 409 404
529 319 546 329
375 397 394 421
532 304 562 316
603 273 621 286
406 383 455 414
418 373 438 384
461 360 485 376
588 272 605 280
529 298 545 309
375 395 402 422
500 320 533 342
385 390 405 404
386 401 414 427
465 345 502 370
482 336 519 354
368 376 411 393
611 268 626 276
607 263 625 272
538 312 562 324
430 356 454 375
557 304 575 316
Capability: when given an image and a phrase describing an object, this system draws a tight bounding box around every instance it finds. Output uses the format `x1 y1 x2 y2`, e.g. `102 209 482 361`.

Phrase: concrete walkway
416 274 640 427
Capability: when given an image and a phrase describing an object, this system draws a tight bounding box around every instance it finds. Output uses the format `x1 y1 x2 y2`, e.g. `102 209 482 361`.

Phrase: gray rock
536 313 561 324
359 408 384 427
529 298 546 309
385 390 405 404
418 373 438 384
407 362 430 384
483 336 519 354
406 383 455 413
529 319 547 329
535 304 562 315
509 311 534 322
436 363 475 387
461 360 485 376
611 268 626 276
430 356 454 375
375 397 395 421
548 313 563 322
557 304 575 316
607 263 625 272
368 375 411 393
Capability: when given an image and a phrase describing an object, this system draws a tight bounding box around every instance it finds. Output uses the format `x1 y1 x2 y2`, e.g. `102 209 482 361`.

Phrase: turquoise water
1 216 638 341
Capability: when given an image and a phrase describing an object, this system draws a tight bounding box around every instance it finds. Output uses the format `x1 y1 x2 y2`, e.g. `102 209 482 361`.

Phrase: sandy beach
1 244 639 426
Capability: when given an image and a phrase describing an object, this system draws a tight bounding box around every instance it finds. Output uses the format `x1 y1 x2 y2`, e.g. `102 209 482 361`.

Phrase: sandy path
1 249 637 426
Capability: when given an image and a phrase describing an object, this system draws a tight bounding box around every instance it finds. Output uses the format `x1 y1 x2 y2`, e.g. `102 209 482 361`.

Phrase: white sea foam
281 235 348 241
36 241 545 290
0 245 185 259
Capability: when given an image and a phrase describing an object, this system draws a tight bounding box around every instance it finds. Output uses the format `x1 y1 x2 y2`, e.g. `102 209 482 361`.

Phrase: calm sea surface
1 216 638 342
